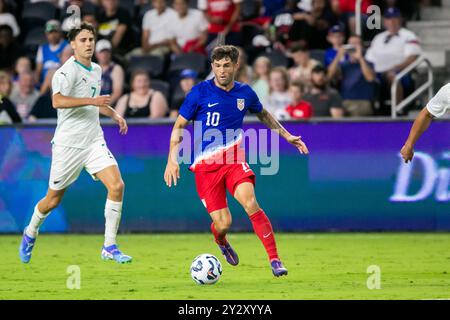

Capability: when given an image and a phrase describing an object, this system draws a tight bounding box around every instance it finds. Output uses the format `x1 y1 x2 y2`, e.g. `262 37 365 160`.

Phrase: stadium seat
169 53 208 75
127 55 164 79
260 50 289 68
189 0 198 9
310 49 326 66
118 0 136 19
241 0 260 21
24 27 47 56
22 2 58 21
150 79 170 101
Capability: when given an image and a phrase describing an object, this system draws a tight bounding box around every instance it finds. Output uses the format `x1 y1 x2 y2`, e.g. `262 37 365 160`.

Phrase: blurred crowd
0 0 433 124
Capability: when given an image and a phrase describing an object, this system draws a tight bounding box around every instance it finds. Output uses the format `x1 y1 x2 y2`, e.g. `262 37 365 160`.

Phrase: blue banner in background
0 120 449 233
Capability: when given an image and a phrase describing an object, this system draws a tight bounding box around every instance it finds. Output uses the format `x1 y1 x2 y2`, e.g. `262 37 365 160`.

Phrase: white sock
104 199 123 247
26 205 49 238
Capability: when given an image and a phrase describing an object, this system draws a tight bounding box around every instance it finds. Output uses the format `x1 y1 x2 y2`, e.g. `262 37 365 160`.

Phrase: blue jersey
179 79 263 170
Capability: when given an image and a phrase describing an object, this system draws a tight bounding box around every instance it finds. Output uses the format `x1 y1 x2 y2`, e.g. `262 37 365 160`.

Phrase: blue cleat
19 229 36 264
271 259 288 277
101 244 132 264
218 242 239 266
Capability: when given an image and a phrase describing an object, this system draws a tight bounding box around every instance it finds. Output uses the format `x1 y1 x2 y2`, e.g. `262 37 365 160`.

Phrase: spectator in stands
365 8 421 113
268 0 303 52
39 45 73 95
28 92 57 122
330 0 372 36
324 24 346 67
29 46 72 116
95 39 124 107
10 71 40 121
235 47 252 83
328 35 376 116
263 0 288 17
288 43 320 88
251 56 271 104
0 25 24 73
170 69 198 118
285 81 313 119
304 64 344 118
0 71 21 124
266 67 291 119
170 0 209 55
0 69 12 97
199 0 243 47
61 0 98 32
115 71 168 119
0 0 20 38
136 0 177 58
96 0 133 55
13 56 33 84
292 0 339 50
35 20 69 86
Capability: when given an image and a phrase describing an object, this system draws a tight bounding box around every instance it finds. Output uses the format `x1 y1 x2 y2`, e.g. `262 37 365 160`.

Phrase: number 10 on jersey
206 112 220 127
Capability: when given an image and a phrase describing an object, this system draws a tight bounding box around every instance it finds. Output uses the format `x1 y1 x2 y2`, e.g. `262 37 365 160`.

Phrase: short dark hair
312 64 326 74
211 45 239 64
290 81 305 93
67 22 96 42
290 42 309 54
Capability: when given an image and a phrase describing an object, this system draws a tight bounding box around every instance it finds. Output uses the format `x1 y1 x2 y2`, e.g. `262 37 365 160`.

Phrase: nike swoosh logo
263 233 272 239
208 103 219 108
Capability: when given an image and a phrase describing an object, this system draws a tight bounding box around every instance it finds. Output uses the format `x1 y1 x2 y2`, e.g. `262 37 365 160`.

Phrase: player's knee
215 223 230 235
242 196 259 214
109 179 125 195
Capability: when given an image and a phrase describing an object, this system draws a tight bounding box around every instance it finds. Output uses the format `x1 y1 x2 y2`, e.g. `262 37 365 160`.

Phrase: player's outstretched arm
400 107 434 163
256 108 309 154
164 115 190 187
52 93 111 109
99 105 128 135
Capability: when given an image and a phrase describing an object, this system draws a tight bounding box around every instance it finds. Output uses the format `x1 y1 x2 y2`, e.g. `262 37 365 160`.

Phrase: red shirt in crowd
338 0 372 14
286 101 313 119
199 0 241 33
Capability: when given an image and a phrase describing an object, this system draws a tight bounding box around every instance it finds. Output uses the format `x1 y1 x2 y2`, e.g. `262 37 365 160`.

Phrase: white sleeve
404 32 422 57
426 85 450 118
52 69 73 96
233 0 243 3
198 11 209 31
197 0 207 10
142 12 151 30
36 46 43 64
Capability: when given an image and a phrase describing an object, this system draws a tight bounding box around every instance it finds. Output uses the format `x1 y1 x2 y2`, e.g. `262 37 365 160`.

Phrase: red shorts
195 162 256 214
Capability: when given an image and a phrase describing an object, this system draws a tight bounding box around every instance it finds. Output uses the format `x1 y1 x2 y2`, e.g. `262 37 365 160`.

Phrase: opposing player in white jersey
19 23 132 264
400 83 450 162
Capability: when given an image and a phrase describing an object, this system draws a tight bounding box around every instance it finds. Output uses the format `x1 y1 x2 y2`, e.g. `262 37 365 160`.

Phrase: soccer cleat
19 229 36 264
271 259 288 277
218 242 239 266
101 244 132 264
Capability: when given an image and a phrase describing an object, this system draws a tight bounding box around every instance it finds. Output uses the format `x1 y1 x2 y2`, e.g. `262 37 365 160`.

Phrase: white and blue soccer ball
190 254 222 285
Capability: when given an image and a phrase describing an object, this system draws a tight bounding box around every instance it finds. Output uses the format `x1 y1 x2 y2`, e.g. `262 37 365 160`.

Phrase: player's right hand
400 144 414 163
92 95 111 107
164 160 180 187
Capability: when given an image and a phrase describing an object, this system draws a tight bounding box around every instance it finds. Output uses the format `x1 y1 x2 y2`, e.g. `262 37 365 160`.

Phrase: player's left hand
113 114 128 135
287 135 309 154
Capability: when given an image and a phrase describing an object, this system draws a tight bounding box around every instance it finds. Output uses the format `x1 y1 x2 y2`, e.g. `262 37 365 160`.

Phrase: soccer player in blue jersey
164 45 309 277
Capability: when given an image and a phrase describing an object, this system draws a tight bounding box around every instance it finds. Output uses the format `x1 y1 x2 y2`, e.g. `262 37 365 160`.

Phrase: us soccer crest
237 99 245 111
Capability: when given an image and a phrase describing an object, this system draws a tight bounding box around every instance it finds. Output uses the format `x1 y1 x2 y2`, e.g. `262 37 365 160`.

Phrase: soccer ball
190 254 222 285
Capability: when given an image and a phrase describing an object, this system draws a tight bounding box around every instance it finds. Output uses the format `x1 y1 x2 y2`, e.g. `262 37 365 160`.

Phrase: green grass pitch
1 233 449 300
